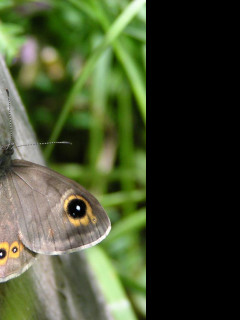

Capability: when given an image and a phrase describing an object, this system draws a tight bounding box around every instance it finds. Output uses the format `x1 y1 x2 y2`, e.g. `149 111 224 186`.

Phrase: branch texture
0 55 112 320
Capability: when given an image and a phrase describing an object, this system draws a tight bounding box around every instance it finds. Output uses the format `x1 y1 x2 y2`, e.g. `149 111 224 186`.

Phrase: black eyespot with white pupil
0 249 7 259
12 247 18 254
67 199 87 219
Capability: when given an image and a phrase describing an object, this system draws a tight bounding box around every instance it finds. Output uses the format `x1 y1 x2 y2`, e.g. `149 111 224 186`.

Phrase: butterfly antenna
16 141 72 148
5 89 72 149
5 89 14 146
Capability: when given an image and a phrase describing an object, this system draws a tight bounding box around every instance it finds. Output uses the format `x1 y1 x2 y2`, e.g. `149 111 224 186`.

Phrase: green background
0 1 146 319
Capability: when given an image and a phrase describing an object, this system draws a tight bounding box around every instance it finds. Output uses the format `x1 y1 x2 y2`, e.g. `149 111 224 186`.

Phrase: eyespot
0 249 7 259
64 195 97 226
0 242 9 266
9 241 21 259
67 199 87 219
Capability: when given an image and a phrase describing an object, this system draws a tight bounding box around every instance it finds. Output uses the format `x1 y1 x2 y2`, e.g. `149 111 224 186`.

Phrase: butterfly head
1 143 15 156
0 143 14 172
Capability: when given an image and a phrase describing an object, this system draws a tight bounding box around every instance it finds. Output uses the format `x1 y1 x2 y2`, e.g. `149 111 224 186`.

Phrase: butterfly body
0 143 111 282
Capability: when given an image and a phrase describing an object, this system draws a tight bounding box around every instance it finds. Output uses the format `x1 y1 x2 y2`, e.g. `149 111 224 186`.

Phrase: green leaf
105 208 146 243
86 246 138 320
45 0 146 158
0 23 25 63
0 0 14 10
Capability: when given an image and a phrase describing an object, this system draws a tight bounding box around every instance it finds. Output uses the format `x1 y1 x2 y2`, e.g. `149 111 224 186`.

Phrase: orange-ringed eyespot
0 249 7 260
12 247 18 254
67 199 87 219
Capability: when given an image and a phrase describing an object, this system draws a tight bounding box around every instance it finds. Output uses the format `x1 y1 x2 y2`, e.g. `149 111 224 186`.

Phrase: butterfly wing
0 174 36 283
9 160 111 255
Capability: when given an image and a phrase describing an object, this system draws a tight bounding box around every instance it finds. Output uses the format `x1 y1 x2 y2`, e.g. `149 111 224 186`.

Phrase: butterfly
0 89 111 283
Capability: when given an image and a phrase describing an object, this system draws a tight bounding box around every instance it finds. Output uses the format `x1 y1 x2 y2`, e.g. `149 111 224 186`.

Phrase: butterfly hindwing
0 175 36 283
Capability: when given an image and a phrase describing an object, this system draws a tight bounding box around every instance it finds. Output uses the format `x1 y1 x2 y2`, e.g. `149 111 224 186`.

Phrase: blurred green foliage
0 0 146 319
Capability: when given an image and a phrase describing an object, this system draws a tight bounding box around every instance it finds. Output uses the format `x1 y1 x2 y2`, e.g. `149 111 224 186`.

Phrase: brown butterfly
0 90 111 282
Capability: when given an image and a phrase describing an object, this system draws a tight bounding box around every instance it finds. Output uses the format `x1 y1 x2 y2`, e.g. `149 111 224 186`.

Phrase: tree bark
0 55 112 320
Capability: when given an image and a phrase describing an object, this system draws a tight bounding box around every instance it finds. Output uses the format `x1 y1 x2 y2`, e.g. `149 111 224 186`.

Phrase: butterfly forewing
9 160 111 255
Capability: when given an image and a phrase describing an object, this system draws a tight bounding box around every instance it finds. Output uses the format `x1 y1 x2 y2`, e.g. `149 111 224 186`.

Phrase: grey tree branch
0 55 112 320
